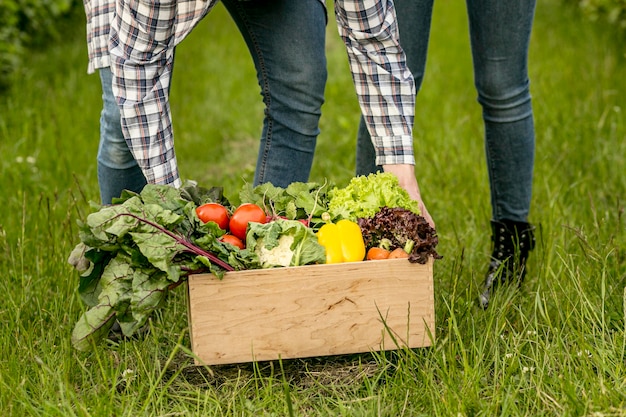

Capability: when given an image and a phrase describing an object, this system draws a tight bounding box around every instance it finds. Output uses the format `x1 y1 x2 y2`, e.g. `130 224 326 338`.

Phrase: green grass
1 1 625 415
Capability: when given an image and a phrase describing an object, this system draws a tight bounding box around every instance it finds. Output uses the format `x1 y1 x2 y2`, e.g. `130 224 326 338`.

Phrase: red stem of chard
119 213 235 271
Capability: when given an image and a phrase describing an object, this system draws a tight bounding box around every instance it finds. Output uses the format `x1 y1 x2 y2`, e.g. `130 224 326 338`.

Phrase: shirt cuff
371 135 416 166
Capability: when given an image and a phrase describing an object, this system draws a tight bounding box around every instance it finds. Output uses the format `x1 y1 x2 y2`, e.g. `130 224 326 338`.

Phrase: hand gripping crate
187 258 435 365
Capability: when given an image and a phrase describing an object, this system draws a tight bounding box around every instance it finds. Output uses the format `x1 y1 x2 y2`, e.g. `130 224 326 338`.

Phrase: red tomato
220 234 245 250
196 203 230 230
229 203 266 240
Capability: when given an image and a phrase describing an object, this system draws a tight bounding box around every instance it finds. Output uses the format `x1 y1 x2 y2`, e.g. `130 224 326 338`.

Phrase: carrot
366 247 391 260
388 247 409 259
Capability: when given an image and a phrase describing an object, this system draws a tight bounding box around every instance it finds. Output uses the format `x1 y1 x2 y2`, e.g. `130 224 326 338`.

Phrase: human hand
382 164 435 229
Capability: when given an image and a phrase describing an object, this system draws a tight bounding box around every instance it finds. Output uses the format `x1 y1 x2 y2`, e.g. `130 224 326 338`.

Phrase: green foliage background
576 0 626 28
0 0 625 88
0 0 78 89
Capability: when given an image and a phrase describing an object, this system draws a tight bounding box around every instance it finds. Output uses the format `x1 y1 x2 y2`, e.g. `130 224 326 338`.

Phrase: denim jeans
222 0 327 187
356 0 536 223
96 0 327 204
97 67 147 205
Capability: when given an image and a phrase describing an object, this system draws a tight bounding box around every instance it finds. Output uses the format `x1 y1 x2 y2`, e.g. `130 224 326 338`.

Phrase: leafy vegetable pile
68 173 439 350
328 173 421 220
68 184 235 350
358 206 441 264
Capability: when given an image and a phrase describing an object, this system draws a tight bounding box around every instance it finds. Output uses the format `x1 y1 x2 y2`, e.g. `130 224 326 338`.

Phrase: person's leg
355 0 434 176
97 67 147 204
466 0 536 224
221 0 327 188
465 0 537 307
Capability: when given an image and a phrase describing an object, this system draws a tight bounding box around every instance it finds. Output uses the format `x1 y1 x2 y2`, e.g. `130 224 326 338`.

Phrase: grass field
1 1 625 415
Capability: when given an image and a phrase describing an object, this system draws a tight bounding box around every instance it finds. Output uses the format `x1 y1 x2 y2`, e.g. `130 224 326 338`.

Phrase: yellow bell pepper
316 219 366 263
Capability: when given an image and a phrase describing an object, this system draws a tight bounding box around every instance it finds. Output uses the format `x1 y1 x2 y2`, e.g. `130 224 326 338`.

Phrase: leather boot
479 220 535 309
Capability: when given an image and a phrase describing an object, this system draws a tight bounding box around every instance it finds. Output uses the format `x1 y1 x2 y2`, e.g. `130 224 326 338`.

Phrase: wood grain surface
187 258 435 365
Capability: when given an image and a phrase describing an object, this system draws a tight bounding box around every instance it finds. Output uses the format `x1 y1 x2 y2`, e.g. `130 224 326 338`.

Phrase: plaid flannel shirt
83 0 115 73
103 0 415 186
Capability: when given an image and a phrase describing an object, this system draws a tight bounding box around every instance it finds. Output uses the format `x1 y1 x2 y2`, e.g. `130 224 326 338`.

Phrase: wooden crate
187 258 435 365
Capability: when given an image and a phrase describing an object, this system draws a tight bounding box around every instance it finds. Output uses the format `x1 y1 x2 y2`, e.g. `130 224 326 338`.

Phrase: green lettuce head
328 172 421 221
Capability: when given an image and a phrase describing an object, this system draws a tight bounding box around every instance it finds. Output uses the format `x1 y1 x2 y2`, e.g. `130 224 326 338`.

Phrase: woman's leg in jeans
467 0 537 307
221 0 327 188
466 0 536 223
97 67 147 204
355 0 434 176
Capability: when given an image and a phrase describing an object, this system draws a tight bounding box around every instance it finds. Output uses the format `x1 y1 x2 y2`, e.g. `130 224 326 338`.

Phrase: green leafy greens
239 181 332 228
69 183 236 351
328 172 420 221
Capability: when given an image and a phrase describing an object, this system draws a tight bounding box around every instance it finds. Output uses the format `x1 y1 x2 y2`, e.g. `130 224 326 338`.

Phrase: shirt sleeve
109 0 213 186
83 0 115 74
334 0 416 166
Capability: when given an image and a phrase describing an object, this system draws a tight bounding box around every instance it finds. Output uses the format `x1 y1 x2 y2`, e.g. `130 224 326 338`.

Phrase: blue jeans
356 0 536 223
97 0 327 204
222 0 327 188
97 67 147 205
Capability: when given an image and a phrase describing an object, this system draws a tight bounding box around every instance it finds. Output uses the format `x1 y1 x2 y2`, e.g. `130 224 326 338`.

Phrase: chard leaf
130 267 170 322
71 256 134 351
89 202 141 239
112 267 170 336
139 184 189 212
112 188 141 204
138 202 184 230
81 201 145 245
71 304 116 352
77 248 113 307
194 256 227 278
130 232 186 282
193 233 259 272
98 256 134 311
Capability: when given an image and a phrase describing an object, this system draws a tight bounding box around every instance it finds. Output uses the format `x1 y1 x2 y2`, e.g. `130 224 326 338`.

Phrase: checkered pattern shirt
83 0 115 74
96 0 415 186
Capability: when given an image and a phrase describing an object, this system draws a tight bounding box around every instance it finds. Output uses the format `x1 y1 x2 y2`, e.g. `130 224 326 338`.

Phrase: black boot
479 220 535 309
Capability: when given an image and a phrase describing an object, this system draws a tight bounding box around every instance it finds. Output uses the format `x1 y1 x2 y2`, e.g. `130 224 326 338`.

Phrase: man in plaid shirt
84 0 328 203
108 0 432 225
